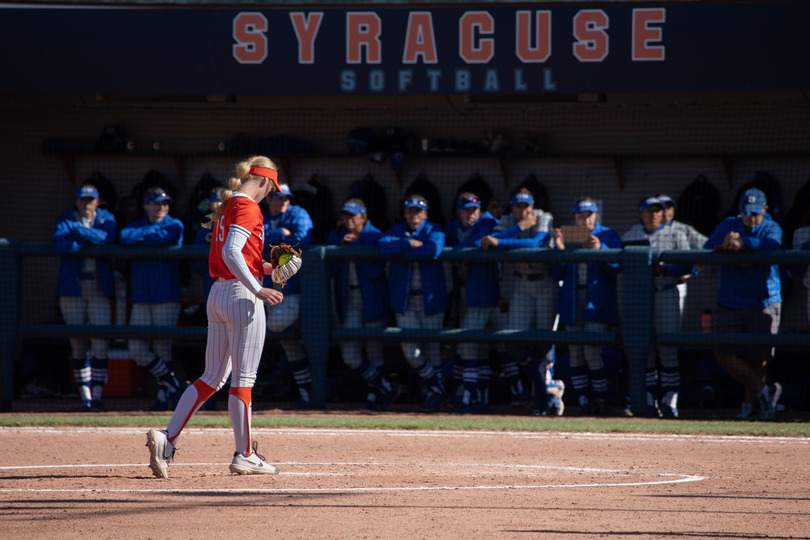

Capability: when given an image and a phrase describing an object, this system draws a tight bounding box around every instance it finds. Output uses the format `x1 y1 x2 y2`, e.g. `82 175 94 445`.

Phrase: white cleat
146 429 174 479
229 441 280 475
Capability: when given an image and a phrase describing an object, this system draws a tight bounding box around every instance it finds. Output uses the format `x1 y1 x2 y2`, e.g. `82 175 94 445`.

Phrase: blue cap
403 197 428 211
209 188 223 203
657 194 676 208
573 200 598 214
272 184 294 198
456 195 482 210
740 188 766 215
341 201 366 215
510 192 534 207
143 189 173 204
638 196 664 213
75 185 99 199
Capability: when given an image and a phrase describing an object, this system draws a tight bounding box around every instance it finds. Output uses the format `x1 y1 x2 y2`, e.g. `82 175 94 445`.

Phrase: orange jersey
208 194 265 280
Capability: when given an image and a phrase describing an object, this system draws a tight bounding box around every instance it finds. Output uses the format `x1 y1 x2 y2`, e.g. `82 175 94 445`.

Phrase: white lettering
484 69 500 91
340 69 356 91
543 68 557 91
369 69 385 91
336 67 560 94
426 69 442 92
514 68 527 91
455 69 470 91
398 69 413 91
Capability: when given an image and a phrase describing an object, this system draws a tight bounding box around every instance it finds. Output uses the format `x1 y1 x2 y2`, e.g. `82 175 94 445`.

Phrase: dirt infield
1 425 809 539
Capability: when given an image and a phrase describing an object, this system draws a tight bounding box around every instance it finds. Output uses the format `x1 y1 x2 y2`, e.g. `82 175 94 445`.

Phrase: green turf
1 413 808 437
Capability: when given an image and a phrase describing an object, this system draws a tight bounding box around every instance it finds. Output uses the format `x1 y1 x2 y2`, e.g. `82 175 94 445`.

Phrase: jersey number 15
215 218 226 243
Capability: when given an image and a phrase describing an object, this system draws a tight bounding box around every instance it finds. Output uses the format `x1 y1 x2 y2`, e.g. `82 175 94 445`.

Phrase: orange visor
249 166 282 194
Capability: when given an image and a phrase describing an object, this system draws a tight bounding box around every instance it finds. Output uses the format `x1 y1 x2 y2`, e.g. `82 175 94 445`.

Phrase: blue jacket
379 219 448 316
491 223 552 249
555 223 622 325
262 204 313 295
52 208 118 298
489 209 555 278
704 214 782 309
326 221 389 324
445 211 499 307
119 215 184 304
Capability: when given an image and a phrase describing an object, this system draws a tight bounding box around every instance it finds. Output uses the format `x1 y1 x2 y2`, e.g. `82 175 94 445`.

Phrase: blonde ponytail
203 156 275 228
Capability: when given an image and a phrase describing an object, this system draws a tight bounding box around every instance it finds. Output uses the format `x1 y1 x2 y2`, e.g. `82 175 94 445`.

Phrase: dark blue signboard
1 2 809 95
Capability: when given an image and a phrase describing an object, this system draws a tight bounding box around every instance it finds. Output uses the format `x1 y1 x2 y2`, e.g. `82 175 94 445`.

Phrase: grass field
2 412 809 437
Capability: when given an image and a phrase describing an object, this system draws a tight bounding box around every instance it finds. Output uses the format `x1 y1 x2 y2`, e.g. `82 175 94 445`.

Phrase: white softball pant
507 275 559 332
127 302 181 367
266 293 306 362
59 278 111 359
202 278 266 389
457 287 494 360
337 288 385 370
565 290 605 371
395 294 443 368
651 285 682 369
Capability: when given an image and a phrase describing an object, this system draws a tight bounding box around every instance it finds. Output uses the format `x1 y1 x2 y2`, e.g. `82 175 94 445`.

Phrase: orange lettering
632 8 665 61
516 10 551 63
573 10 609 63
347 12 382 64
403 12 437 64
233 12 268 64
459 11 494 64
290 12 323 64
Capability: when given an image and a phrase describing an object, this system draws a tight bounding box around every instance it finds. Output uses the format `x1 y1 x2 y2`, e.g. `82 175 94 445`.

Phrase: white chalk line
0 456 706 493
0 478 706 494
1 426 807 445
0 462 706 493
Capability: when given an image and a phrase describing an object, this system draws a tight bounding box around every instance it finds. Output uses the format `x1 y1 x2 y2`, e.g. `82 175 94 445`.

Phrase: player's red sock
166 380 216 444
229 386 253 456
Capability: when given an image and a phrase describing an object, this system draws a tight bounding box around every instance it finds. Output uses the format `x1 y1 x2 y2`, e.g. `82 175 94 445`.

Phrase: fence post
0 239 20 411
300 245 330 408
621 245 654 416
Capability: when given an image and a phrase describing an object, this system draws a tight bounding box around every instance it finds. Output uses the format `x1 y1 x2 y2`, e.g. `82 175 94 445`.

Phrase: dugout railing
3 239 810 414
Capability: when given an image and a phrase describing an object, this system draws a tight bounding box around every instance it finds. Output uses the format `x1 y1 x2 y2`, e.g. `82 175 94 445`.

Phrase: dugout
2 0 810 413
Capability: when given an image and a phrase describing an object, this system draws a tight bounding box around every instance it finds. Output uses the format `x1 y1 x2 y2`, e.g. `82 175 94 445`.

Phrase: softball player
622 196 692 418
480 196 531 409
147 156 285 479
262 183 314 409
52 184 118 411
553 198 622 416
327 198 396 411
658 194 707 317
119 188 184 411
445 192 499 413
379 195 448 412
659 194 709 250
480 188 561 415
